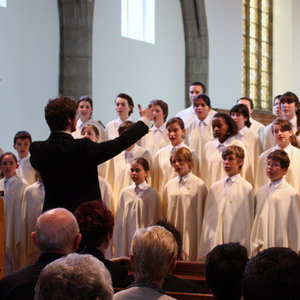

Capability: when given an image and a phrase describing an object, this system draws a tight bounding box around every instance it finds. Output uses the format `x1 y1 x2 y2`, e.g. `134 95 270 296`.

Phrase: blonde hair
170 147 194 170
131 226 178 282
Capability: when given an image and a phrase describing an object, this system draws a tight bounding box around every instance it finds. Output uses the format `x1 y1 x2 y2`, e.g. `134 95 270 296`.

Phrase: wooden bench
0 196 5 279
114 287 215 300
111 257 212 294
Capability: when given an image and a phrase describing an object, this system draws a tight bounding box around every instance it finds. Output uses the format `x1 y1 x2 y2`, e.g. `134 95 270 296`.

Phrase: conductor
30 96 153 212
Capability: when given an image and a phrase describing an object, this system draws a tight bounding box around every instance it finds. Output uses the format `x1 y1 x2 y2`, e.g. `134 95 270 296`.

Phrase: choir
0 89 300 275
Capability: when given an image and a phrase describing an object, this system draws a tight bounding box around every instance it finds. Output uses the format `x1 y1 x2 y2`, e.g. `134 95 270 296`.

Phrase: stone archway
58 0 209 106
180 0 209 107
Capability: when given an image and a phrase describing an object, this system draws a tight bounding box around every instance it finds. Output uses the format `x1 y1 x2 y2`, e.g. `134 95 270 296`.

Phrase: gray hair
131 226 178 282
36 208 79 253
34 253 113 300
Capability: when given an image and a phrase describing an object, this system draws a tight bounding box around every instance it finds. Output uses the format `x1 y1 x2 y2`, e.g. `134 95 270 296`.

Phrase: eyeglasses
265 162 281 168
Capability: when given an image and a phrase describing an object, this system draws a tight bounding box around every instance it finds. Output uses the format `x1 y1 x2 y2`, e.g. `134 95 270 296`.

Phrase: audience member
34 253 113 300
74 200 128 287
0 208 81 300
243 247 300 300
114 226 178 299
205 243 248 300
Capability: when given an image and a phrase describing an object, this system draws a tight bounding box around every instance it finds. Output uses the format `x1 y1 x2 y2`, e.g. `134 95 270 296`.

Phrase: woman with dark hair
72 96 105 142
185 94 216 164
230 103 262 174
105 93 134 140
281 91 300 146
74 200 128 288
201 112 253 188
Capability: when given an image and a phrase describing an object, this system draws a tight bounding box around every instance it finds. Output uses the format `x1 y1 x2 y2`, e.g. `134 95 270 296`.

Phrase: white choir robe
249 118 265 139
176 105 197 126
16 155 36 185
19 181 44 267
72 119 106 142
201 137 254 189
250 180 300 257
255 144 300 195
185 115 215 168
163 173 207 261
262 122 276 151
138 123 169 160
113 182 162 258
0 175 28 274
105 145 152 210
153 142 200 198
105 117 132 141
199 175 254 258
98 175 114 213
236 127 262 175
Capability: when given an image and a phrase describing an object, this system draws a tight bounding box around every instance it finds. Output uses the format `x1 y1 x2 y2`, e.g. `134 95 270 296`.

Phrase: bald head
33 208 81 254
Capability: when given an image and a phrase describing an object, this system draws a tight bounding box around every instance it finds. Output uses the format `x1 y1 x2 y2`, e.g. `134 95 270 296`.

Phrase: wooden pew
111 257 212 294
0 195 5 279
114 287 215 300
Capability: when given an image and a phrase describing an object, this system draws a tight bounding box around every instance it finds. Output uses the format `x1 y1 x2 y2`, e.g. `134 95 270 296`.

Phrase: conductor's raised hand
138 104 154 121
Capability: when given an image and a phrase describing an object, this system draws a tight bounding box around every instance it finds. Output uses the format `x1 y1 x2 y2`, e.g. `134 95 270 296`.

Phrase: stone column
180 0 209 107
58 0 94 100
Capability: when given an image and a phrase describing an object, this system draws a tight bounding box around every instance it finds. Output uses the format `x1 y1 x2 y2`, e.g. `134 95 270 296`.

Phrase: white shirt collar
289 115 297 129
169 141 186 153
136 181 150 190
215 137 232 149
18 154 30 163
269 178 284 190
225 173 240 183
116 117 131 127
178 172 191 184
126 144 137 155
238 126 248 136
275 143 292 154
195 113 211 127
152 123 166 132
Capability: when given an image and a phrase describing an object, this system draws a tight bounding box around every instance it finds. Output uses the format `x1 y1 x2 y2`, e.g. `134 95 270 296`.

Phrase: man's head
74 200 114 249
45 96 77 132
189 82 206 104
243 247 300 300
31 208 81 255
205 243 248 300
34 253 113 300
156 219 183 259
237 97 254 115
13 131 32 159
131 226 178 284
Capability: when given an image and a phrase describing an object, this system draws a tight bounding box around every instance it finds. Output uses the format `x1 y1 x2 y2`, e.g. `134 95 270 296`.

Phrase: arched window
242 0 273 112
